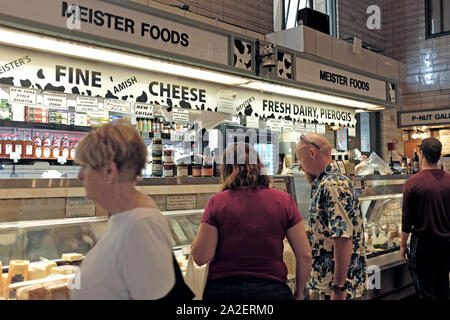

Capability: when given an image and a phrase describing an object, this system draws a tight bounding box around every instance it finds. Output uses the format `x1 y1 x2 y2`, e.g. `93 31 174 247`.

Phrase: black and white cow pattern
277 51 292 80
234 39 252 71
388 83 396 103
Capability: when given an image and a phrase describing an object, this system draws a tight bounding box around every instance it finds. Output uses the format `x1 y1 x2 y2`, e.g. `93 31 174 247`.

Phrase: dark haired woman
191 143 312 300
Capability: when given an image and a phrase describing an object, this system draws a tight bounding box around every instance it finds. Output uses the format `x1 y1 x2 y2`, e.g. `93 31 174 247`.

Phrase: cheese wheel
16 284 50 300
61 253 83 262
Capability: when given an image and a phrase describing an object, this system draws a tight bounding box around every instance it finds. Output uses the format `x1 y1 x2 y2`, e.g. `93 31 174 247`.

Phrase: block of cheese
6 260 30 297
16 284 50 300
44 280 70 300
1 274 7 299
28 265 47 281
50 265 79 275
62 253 83 262
41 260 57 276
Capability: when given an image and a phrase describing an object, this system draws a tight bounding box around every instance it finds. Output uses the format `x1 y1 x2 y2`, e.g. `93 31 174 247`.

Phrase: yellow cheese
16 284 49 300
50 265 79 275
44 280 70 300
41 261 57 276
28 266 47 281
6 260 30 298
61 253 83 262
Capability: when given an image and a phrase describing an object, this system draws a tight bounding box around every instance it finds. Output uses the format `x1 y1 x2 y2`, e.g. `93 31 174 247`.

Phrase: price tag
348 127 357 137
316 124 326 134
76 97 98 112
57 156 67 165
104 99 131 114
172 108 189 122
267 119 281 132
246 117 259 129
153 132 161 139
305 123 316 133
282 120 294 132
9 151 21 163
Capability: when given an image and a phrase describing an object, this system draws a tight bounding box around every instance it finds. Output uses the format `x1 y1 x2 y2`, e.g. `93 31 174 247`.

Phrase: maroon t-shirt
201 187 302 283
402 169 450 239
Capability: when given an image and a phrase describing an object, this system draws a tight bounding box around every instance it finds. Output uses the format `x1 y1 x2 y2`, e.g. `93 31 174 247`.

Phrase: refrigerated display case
290 173 415 300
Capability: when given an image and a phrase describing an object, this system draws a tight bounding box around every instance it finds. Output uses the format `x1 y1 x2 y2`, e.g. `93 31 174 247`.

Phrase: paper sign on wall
76 96 98 112
282 120 294 132
172 108 189 122
134 103 154 119
246 117 259 128
10 87 37 105
44 92 67 110
267 119 282 132
104 99 131 114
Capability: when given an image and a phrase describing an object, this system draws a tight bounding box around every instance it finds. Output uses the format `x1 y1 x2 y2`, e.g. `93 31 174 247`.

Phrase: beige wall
130 0 274 35
383 0 450 112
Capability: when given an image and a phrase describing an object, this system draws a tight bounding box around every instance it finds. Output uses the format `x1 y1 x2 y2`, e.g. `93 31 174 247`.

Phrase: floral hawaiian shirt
307 163 367 299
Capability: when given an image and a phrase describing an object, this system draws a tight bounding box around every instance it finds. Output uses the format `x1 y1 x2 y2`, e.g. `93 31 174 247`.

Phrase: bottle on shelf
23 134 34 159
142 119 148 133
0 134 4 159
42 132 52 159
412 150 420 174
32 132 42 159
70 138 80 161
11 134 22 158
61 134 70 159
51 134 61 159
4 134 13 158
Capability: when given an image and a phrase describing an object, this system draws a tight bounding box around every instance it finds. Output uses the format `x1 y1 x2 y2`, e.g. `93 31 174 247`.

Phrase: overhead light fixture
241 81 384 110
0 26 249 86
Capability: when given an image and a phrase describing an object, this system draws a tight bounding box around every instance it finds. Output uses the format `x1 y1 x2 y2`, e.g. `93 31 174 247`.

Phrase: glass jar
201 165 213 177
152 156 163 177
163 163 175 177
177 164 188 177
192 164 202 177
152 138 163 157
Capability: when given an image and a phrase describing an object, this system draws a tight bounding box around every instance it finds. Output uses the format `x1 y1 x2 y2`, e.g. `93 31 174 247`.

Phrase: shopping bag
184 255 208 300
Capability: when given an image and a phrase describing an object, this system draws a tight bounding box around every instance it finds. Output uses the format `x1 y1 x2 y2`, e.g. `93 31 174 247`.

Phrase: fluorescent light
0 26 386 110
242 81 384 110
0 26 249 86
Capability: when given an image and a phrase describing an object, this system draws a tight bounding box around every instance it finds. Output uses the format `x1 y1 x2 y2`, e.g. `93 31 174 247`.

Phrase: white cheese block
61 253 83 262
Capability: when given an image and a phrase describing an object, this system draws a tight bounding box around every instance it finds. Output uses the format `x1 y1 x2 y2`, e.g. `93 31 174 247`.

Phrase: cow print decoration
277 51 292 80
234 39 252 71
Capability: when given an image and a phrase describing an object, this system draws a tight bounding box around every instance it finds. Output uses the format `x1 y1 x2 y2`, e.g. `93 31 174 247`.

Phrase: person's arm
332 238 352 300
286 222 312 300
400 232 410 261
191 223 218 266
401 181 414 262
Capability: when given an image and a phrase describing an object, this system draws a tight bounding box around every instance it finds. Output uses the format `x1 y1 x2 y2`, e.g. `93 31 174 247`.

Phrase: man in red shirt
401 137 450 300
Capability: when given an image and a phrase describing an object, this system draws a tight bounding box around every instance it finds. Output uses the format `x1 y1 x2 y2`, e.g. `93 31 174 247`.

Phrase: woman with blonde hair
70 119 192 300
192 143 312 300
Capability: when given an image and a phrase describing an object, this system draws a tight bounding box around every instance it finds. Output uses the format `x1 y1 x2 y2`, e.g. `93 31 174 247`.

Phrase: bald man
296 133 366 300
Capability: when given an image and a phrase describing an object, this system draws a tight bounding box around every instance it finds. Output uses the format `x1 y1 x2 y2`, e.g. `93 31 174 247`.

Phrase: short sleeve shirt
307 163 367 299
201 187 302 283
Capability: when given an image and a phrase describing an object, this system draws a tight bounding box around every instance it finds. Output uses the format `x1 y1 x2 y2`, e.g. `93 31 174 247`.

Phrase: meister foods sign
398 108 450 127
0 44 356 127
0 0 228 65
296 57 389 102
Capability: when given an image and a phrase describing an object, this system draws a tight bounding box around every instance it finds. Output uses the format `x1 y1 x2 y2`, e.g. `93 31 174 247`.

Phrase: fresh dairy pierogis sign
0 0 228 65
0 44 356 127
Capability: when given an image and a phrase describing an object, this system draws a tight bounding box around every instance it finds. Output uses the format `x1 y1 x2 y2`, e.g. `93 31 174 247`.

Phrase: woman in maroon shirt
192 143 312 300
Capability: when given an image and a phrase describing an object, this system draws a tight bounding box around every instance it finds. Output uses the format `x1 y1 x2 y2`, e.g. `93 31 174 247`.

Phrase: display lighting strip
0 26 385 111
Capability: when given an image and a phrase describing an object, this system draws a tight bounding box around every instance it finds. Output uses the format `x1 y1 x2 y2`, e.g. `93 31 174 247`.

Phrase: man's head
295 133 332 184
419 138 442 165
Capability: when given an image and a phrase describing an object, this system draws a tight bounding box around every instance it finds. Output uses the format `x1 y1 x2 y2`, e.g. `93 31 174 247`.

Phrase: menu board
440 130 450 156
